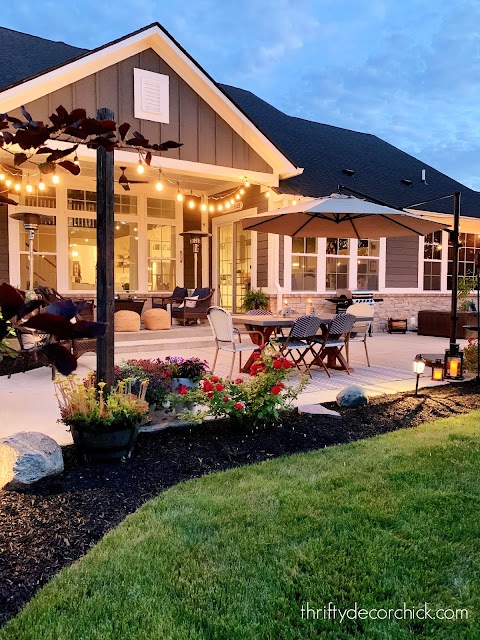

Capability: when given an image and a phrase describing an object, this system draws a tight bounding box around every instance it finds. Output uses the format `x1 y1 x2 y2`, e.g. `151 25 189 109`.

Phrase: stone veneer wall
267 293 452 331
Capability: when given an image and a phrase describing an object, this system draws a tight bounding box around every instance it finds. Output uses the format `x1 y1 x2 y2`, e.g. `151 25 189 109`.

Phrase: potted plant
242 288 269 312
55 375 149 462
166 356 209 412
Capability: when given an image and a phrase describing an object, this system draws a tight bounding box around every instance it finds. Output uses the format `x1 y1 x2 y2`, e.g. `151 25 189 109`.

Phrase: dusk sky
4 0 480 190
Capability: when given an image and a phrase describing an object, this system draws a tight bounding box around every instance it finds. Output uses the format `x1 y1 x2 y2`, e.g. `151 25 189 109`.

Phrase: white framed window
326 238 350 290
291 237 317 291
357 238 380 290
134 68 170 124
19 215 57 290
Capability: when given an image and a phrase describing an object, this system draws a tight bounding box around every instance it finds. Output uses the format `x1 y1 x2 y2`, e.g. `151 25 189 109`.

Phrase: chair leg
239 351 242 373
364 339 370 367
346 341 350 366
211 347 219 374
229 352 236 380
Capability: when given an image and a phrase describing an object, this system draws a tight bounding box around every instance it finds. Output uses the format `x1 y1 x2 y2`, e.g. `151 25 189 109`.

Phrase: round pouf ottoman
114 310 141 332
143 308 170 330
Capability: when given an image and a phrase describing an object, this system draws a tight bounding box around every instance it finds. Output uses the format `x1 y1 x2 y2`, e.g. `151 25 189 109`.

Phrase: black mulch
1 380 480 626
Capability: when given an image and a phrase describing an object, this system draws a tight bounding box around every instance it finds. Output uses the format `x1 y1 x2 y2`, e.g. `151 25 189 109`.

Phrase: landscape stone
297 404 342 418
0 432 64 491
336 385 369 408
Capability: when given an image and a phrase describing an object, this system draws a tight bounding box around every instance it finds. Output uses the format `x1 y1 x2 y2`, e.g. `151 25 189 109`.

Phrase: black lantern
431 359 444 381
444 347 464 380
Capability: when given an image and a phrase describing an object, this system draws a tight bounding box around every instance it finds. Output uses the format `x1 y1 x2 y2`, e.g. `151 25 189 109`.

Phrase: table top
231 314 373 327
232 315 295 327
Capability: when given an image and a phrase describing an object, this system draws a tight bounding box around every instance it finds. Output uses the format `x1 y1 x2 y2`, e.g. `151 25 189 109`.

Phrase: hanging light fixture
5 178 12 188
38 178 45 191
14 182 21 192
73 154 80 167
137 158 145 174
265 190 270 198
155 169 164 191
200 197 207 212
176 183 184 202
52 169 60 185
25 175 33 193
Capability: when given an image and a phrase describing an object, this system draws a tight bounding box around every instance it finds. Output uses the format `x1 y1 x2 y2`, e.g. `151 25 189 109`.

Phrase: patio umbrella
240 193 448 238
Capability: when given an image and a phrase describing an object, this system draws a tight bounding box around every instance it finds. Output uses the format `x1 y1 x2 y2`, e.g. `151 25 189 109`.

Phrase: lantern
444 349 464 380
431 359 444 381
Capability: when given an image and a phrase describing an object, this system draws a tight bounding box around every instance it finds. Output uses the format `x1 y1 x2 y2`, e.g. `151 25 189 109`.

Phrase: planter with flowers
55 374 149 462
176 347 307 429
166 356 209 412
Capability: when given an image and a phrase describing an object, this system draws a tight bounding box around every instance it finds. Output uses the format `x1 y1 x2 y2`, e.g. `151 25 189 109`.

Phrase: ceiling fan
118 166 149 191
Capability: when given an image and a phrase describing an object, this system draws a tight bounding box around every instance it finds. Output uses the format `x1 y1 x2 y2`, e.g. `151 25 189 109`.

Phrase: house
1 22 480 326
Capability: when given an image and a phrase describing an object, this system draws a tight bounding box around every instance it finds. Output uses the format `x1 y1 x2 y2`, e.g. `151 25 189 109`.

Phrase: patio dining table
231 314 295 373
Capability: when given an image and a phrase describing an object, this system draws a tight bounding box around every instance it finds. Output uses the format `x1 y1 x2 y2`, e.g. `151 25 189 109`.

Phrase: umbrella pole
449 192 461 355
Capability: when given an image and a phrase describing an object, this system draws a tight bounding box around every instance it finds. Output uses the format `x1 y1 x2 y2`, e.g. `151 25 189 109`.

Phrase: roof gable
0 24 298 179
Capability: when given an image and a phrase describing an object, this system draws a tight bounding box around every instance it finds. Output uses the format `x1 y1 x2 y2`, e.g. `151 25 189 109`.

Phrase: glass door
217 222 251 312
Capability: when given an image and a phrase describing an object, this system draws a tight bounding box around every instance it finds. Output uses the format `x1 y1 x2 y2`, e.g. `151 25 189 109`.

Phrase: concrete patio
0 330 470 445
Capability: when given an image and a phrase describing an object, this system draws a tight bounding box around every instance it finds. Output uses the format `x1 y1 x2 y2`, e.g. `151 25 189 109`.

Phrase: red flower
211 376 219 383
202 379 214 392
207 392 213 399
234 402 243 410
273 360 282 370
271 385 281 395
282 360 291 369
222 396 230 402
277 381 285 389
234 377 244 384
177 385 189 395
215 383 225 392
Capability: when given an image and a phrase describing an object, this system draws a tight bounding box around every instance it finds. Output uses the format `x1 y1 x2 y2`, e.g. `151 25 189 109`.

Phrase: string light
52 171 60 185
235 193 241 200
26 175 33 193
5 179 11 188
209 204 215 213
217 204 223 212
73 154 80 167
200 199 207 212
225 201 231 209
0 172 4 181
155 170 164 191
137 159 144 174
176 184 184 202
240 188 245 195
188 199 195 209
38 178 45 191
265 190 270 198
292 198 297 205
14 182 21 192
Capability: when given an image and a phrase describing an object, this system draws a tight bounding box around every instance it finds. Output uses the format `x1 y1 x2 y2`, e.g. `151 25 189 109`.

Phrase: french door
217 221 252 312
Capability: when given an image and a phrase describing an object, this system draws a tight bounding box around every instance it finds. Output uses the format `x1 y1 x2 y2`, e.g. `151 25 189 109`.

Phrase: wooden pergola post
96 108 115 389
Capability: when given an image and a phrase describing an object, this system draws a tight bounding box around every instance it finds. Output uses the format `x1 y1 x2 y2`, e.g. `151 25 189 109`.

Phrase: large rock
0 432 64 491
336 385 369 408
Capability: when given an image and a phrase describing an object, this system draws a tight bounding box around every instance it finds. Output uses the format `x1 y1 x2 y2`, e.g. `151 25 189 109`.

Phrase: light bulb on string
73 154 80 167
209 204 215 213
188 199 195 209
26 175 33 193
243 177 250 187
137 158 144 174
52 170 60 185
155 170 164 191
200 197 207 212
38 178 45 191
239 188 245 195
14 182 21 192
176 185 184 202
230 198 235 205
265 190 270 198
0 172 4 181
225 201 231 209
235 193 241 200
217 204 223 212
5 179 11 188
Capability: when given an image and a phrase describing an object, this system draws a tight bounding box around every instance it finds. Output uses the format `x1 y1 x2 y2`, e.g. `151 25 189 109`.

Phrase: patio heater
10 211 51 297
180 230 212 289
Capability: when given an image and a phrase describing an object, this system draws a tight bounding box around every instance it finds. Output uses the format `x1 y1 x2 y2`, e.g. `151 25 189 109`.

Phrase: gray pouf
336 385 369 408
0 432 64 491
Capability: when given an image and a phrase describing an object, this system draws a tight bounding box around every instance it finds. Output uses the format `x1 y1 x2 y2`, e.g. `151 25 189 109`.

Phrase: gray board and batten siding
11 49 273 175
385 236 419 288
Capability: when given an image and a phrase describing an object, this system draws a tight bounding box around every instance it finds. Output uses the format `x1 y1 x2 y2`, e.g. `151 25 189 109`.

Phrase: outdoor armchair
152 286 188 310
171 288 214 326
207 306 263 379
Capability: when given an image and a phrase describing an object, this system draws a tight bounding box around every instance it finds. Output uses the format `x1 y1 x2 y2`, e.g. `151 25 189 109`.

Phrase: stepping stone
297 404 342 419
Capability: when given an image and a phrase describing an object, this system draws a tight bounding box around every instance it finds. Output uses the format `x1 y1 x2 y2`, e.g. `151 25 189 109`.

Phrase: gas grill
325 290 383 314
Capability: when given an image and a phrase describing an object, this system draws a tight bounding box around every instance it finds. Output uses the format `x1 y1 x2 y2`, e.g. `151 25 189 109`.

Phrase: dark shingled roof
0 27 87 90
220 84 480 218
1 25 480 218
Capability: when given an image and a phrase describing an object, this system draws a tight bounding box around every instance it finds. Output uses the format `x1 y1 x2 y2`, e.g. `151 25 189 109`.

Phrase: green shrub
241 288 269 311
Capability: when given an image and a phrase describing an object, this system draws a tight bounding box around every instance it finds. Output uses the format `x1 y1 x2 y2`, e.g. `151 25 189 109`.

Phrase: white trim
0 25 300 179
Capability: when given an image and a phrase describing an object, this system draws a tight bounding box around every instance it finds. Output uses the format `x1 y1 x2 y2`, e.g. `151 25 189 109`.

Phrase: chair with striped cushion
311 313 357 377
273 315 322 378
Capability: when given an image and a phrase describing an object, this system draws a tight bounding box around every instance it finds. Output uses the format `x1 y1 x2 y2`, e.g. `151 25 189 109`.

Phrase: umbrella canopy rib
379 214 424 235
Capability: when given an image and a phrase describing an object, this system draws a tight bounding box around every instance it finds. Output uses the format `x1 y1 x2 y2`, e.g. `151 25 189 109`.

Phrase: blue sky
4 0 480 189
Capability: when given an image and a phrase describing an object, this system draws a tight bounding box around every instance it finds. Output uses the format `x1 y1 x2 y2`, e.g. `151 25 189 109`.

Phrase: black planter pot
70 424 139 463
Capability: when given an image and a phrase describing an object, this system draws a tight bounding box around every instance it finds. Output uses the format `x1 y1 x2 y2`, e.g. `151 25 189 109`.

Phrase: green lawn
3 413 480 640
